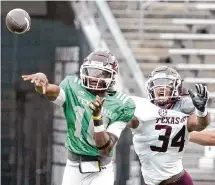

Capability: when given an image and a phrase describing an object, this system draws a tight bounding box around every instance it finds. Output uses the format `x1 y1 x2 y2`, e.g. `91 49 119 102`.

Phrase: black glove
188 84 209 112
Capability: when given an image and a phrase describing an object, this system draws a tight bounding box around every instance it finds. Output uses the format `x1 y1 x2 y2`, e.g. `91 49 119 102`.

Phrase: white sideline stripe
168 49 215 55
159 34 215 40
184 77 215 84
172 19 215 25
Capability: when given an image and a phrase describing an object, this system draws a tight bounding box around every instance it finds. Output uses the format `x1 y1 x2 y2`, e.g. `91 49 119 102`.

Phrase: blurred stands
105 0 215 184
106 0 215 108
107 0 215 105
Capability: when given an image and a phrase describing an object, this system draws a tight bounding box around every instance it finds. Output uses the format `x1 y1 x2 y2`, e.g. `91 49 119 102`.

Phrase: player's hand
188 84 209 112
22 73 49 94
88 95 105 117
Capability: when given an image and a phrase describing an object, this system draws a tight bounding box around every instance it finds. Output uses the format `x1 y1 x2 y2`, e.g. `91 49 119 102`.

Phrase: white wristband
196 108 208 117
94 125 105 133
52 88 66 106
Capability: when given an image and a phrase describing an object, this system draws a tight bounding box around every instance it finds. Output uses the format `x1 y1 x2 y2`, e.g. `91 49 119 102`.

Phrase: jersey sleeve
52 87 66 106
50 76 72 107
106 96 136 138
118 96 136 122
106 121 126 138
59 75 71 92
180 96 195 115
58 75 76 107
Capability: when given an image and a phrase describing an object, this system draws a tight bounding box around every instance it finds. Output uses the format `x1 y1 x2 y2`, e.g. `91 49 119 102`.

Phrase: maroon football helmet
145 66 183 109
80 50 119 91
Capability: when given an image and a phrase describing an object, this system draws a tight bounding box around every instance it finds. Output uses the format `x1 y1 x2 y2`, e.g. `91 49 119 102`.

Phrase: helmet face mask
146 66 182 109
80 65 115 90
80 50 118 91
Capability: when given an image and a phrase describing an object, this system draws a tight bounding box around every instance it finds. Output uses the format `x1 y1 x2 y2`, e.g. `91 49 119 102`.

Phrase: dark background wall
1 1 90 185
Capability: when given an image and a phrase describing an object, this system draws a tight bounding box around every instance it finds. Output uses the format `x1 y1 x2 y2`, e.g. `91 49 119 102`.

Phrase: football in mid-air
6 8 31 34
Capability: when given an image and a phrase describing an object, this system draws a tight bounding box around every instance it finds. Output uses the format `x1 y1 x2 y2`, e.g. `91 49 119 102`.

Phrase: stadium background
1 1 215 185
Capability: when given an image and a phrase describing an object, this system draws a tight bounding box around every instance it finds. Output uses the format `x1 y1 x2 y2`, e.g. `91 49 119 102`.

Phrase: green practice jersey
59 75 135 156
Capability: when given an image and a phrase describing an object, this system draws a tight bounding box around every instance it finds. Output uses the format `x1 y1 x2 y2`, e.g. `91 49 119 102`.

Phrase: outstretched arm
187 84 210 132
188 113 210 132
22 73 61 101
190 129 215 146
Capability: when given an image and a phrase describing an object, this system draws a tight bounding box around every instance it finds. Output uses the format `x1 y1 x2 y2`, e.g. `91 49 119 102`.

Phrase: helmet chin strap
153 96 180 109
158 102 174 109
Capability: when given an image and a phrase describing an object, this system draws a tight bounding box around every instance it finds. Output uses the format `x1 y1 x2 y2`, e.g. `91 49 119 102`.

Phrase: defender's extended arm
190 129 215 146
188 84 210 131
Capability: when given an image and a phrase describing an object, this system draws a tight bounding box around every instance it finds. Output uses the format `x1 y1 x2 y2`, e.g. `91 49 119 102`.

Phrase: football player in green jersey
22 50 136 185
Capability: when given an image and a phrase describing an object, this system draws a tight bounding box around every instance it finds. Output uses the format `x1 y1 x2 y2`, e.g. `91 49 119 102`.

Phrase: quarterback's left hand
88 95 105 117
188 84 209 112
